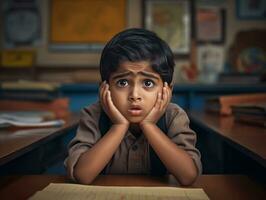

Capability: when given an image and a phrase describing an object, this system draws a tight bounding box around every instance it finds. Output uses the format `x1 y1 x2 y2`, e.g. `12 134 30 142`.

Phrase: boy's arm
140 83 198 186
73 82 129 184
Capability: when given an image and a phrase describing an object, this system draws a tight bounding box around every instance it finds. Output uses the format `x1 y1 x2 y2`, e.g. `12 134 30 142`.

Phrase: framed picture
3 0 42 48
236 0 266 20
49 0 127 51
196 7 225 43
144 0 192 54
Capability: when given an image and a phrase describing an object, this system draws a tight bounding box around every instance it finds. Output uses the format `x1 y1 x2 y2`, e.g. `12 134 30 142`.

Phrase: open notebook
29 183 210 200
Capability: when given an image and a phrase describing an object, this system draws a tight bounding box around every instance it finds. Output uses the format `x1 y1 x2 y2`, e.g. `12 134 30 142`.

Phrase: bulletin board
50 0 126 45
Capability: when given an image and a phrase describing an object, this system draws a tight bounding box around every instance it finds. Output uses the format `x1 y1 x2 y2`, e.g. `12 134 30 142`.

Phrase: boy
65 28 202 186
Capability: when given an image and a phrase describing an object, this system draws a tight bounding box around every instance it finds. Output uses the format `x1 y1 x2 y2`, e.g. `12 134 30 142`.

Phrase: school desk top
0 175 265 200
0 113 79 166
189 111 266 167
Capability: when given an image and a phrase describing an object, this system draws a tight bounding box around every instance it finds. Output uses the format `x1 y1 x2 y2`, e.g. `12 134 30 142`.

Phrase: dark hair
100 28 175 84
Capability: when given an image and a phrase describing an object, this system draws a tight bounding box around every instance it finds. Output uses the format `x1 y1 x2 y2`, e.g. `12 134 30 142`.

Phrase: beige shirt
65 102 202 181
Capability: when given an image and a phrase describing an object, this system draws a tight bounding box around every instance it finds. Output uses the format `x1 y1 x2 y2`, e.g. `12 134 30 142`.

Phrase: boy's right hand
99 81 129 126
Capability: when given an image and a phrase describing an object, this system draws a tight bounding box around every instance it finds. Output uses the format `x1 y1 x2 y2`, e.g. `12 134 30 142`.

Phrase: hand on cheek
99 81 129 125
140 82 172 125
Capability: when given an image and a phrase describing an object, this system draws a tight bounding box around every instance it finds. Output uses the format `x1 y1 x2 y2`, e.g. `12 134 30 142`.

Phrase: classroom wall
225 0 266 48
0 0 265 83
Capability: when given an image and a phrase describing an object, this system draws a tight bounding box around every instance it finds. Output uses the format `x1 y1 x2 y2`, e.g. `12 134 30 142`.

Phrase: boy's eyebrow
112 71 160 80
111 71 131 80
139 71 160 80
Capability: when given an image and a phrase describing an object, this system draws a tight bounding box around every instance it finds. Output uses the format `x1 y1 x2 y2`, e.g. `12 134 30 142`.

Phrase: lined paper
29 183 209 200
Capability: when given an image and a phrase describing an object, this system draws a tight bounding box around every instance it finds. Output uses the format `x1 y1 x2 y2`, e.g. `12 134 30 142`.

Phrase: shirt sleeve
64 103 101 181
166 103 202 175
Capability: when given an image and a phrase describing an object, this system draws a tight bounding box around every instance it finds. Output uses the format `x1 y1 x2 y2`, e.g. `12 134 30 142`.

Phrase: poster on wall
144 0 191 55
196 7 225 43
49 0 127 51
3 0 42 48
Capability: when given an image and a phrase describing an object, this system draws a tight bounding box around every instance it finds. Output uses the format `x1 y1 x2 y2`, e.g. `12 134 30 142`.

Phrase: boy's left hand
140 82 172 125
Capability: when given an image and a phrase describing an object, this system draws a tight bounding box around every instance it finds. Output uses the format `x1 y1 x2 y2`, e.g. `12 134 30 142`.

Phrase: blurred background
0 0 265 84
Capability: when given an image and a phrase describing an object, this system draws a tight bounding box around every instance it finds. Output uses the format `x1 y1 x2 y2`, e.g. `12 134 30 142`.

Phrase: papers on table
29 183 210 200
0 111 64 128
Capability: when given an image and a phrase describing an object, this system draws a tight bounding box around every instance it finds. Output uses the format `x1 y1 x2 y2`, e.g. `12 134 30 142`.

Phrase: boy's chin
127 117 143 124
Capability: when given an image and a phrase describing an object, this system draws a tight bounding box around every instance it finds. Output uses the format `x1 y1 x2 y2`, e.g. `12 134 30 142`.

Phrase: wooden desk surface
0 175 265 200
0 114 78 166
189 112 266 167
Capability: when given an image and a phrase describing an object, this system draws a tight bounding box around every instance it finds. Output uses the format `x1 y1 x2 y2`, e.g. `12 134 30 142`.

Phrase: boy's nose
128 87 142 102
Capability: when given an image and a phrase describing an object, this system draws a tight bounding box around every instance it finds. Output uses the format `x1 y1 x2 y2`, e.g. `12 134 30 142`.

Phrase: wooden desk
0 175 265 200
189 112 266 182
0 114 78 174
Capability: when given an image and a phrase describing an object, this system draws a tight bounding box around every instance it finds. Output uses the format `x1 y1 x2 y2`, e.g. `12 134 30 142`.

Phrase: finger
102 84 109 112
106 89 118 119
162 82 167 101
156 92 162 109
99 80 106 92
165 82 171 104
167 86 172 105
99 81 106 102
106 89 112 108
161 85 168 110
166 82 172 104
102 82 108 101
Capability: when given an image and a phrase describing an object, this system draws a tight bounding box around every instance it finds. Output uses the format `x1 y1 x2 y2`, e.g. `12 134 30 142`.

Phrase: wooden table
0 114 78 174
189 112 266 166
0 175 265 200
189 112 266 182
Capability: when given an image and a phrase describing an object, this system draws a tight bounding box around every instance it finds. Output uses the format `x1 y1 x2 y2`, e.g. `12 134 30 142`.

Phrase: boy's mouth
128 105 143 116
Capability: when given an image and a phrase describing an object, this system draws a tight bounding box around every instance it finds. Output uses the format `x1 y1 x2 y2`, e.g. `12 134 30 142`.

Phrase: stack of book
0 80 69 120
205 93 266 115
0 98 69 119
0 80 60 101
231 103 266 127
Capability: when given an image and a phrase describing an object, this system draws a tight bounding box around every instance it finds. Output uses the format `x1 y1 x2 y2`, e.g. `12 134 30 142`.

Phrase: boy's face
109 61 164 123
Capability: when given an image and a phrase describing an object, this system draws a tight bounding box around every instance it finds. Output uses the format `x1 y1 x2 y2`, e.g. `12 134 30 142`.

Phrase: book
29 183 210 200
0 111 65 128
1 80 59 91
205 93 266 115
217 73 264 84
231 103 266 127
0 98 69 118
0 80 60 101
231 103 266 116
233 113 266 127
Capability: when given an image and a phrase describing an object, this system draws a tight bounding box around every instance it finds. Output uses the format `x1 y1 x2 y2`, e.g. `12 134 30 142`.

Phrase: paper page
0 118 65 127
29 183 209 200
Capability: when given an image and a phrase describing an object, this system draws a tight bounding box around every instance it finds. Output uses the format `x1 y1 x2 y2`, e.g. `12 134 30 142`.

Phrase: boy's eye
143 79 155 88
117 79 128 87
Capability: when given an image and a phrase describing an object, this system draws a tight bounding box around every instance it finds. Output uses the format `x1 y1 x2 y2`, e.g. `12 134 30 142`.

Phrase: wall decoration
1 50 35 68
3 0 42 48
196 7 225 43
197 45 225 83
236 0 266 20
49 0 127 51
227 29 266 73
144 0 191 54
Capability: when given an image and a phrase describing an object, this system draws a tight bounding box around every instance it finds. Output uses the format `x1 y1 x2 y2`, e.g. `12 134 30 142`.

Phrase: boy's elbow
176 170 198 186
74 169 96 185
